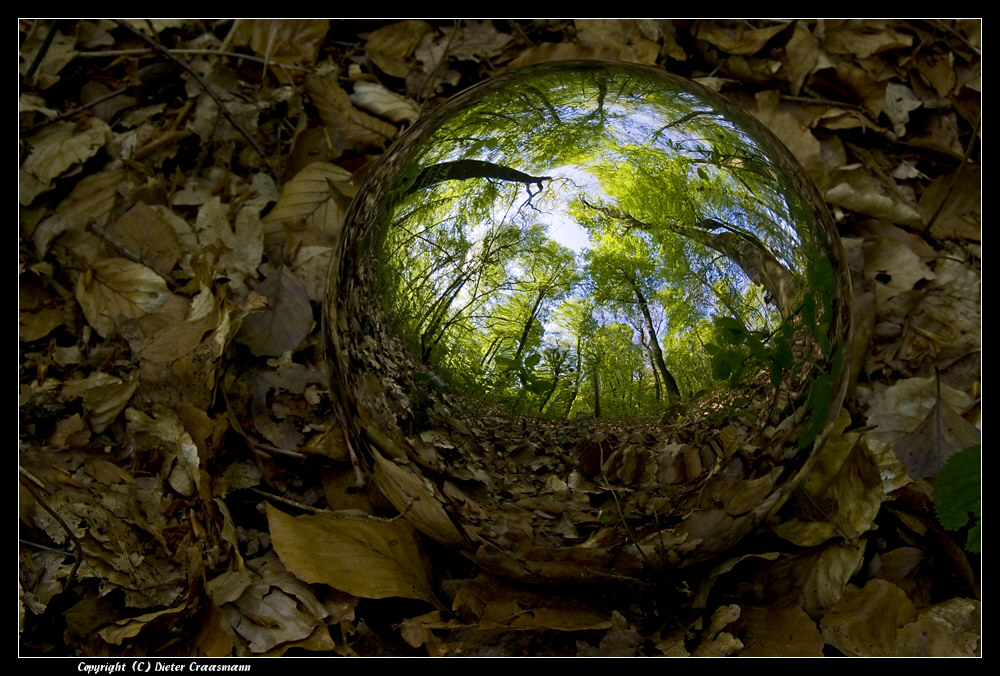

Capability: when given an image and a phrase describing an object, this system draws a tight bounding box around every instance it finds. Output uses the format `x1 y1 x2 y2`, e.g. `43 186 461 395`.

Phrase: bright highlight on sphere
325 61 852 582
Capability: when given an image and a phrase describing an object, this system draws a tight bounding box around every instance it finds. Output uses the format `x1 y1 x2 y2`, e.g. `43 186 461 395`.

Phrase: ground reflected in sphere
325 61 852 583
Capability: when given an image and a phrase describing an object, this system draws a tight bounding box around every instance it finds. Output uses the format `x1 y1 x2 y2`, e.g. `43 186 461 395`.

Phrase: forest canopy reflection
367 62 841 421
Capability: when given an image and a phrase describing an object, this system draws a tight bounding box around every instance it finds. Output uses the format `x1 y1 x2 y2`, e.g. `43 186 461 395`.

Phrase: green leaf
714 315 748 344
933 445 981 552
771 337 793 370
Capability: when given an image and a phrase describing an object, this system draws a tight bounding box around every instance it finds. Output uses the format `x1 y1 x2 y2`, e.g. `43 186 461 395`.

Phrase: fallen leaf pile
19 19 979 657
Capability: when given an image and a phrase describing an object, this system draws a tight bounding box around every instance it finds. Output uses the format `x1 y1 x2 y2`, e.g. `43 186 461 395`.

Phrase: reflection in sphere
325 61 852 583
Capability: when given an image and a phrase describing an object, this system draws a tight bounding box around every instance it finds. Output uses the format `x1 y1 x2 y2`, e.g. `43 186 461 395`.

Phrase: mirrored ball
325 61 852 582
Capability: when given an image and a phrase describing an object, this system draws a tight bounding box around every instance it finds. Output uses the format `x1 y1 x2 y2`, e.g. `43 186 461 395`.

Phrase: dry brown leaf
749 90 826 185
236 266 313 357
350 81 421 123
694 20 789 55
919 164 981 241
305 71 397 149
263 160 354 246
506 41 623 70
820 579 918 656
451 574 613 632
896 597 981 657
82 373 139 434
894 392 980 479
862 376 978 479
238 19 329 84
225 585 320 653
371 447 467 548
782 24 820 95
126 406 202 497
772 410 883 546
821 20 914 59
208 553 332 654
829 61 888 119
825 168 924 228
756 539 867 619
20 118 110 205
30 168 125 256
19 275 74 342
74 257 171 339
20 22 78 89
365 20 436 79
734 604 825 656
96 604 187 646
106 202 182 277
439 21 514 64
267 503 435 603
574 19 661 64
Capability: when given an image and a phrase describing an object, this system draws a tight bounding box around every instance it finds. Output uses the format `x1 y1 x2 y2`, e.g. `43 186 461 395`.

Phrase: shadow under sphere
325 61 852 584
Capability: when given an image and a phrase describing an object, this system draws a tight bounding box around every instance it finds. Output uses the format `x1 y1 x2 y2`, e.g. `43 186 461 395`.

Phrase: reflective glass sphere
325 61 852 582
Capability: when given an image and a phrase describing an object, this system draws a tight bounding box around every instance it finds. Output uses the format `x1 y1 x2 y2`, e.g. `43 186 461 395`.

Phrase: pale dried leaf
97 604 186 645
365 20 435 78
882 82 923 138
126 406 202 497
773 411 883 546
896 597 981 657
226 585 319 653
267 504 434 603
507 41 624 70
439 20 513 63
81 373 139 434
239 19 329 83
574 19 661 64
263 161 354 241
20 119 110 204
451 575 613 632
820 580 918 656
371 447 467 548
31 168 125 256
20 23 78 88
862 376 977 478
350 81 421 123
825 168 924 228
894 394 980 479
782 24 820 95
695 20 789 55
822 20 914 58
75 258 170 338
305 74 397 148
750 90 825 185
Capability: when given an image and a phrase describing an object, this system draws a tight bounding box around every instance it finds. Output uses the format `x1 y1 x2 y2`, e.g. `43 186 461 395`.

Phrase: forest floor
19 19 980 657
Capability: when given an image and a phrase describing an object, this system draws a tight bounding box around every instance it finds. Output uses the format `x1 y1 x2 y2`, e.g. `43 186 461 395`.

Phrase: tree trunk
629 280 681 402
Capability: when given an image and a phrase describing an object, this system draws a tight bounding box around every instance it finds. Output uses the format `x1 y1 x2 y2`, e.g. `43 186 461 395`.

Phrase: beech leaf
895 394 980 480
75 257 170 338
20 118 110 204
237 266 313 356
267 504 434 603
